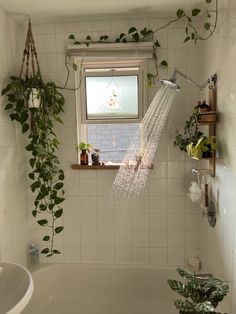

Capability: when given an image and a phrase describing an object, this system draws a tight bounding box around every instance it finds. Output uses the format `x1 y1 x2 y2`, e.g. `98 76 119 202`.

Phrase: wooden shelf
193 88 217 177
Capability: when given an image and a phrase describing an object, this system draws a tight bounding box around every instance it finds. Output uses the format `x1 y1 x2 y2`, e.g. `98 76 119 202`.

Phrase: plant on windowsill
91 148 101 165
2 21 65 257
168 268 229 314
78 142 92 165
64 0 218 89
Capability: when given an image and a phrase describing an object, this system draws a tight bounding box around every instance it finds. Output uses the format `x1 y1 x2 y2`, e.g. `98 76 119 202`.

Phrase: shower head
161 78 180 91
161 69 217 91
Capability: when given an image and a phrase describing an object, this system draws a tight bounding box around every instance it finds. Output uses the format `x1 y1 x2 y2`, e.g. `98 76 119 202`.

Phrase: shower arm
171 69 217 90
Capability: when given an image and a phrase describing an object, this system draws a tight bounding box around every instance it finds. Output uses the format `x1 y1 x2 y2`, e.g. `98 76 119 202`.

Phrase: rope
20 19 42 80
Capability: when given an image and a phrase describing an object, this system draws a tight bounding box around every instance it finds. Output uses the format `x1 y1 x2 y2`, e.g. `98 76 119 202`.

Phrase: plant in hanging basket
2 21 65 257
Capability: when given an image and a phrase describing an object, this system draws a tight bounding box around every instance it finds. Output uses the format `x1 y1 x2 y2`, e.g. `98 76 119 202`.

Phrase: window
87 123 139 163
81 60 146 123
76 58 147 164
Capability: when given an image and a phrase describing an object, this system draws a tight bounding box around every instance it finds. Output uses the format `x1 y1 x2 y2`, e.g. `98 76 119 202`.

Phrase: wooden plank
208 88 217 177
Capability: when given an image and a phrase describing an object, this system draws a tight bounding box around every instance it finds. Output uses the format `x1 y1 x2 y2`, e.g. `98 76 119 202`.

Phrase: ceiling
0 0 203 23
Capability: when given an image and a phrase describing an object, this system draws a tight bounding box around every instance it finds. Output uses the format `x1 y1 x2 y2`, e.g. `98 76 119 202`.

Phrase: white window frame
79 59 147 124
75 58 148 162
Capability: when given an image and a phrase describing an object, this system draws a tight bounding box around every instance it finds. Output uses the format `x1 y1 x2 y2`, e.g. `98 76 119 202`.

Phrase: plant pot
28 88 41 108
80 150 89 165
91 154 100 165
202 151 213 158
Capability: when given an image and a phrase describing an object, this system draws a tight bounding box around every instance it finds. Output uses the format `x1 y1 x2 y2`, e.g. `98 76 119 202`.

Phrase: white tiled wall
199 1 236 313
30 16 205 265
0 8 29 266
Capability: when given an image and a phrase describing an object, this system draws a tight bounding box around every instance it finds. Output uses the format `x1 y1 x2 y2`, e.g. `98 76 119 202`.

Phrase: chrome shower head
161 69 217 91
161 78 180 91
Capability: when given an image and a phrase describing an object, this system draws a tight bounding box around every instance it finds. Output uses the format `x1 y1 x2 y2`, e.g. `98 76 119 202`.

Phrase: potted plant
174 107 203 152
168 268 229 314
186 136 217 160
91 148 101 165
78 142 92 165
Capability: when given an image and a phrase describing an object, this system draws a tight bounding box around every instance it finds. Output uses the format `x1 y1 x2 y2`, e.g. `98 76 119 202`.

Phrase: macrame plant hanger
20 19 42 80
20 20 43 131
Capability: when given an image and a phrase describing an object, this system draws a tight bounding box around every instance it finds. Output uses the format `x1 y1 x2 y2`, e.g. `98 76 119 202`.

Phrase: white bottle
29 243 39 264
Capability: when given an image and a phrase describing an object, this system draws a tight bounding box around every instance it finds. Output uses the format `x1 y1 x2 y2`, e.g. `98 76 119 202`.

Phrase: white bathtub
22 264 179 314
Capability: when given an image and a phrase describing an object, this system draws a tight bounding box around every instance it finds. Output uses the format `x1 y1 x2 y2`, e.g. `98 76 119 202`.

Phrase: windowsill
71 163 121 170
71 163 153 170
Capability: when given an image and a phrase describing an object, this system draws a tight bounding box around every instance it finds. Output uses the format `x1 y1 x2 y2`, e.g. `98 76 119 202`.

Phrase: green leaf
41 248 49 254
206 0 212 3
53 182 64 190
73 41 81 45
30 181 41 192
176 9 184 18
59 173 64 180
26 143 34 151
160 60 168 67
4 103 13 110
37 219 48 226
49 204 54 210
73 63 78 71
154 40 160 47
54 197 65 205
68 34 75 40
39 204 47 211
54 209 63 218
32 210 37 217
43 235 50 241
140 27 147 36
86 35 92 40
22 123 29 133
128 27 137 34
53 249 61 254
184 36 191 42
29 158 36 168
1 85 11 95
192 8 201 16
55 226 64 234
132 32 140 42
119 33 125 39
29 173 34 180
204 22 211 30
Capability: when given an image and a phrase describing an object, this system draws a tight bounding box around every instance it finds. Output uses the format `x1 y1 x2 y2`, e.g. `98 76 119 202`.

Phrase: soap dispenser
29 243 39 264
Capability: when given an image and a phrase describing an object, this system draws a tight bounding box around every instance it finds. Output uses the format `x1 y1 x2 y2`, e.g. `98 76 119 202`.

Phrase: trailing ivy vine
2 76 65 257
65 0 218 88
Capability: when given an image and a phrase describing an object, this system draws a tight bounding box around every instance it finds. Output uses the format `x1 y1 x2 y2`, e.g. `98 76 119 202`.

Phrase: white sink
0 262 34 314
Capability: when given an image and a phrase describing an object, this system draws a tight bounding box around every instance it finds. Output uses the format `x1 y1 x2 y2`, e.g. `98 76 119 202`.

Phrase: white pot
28 88 41 108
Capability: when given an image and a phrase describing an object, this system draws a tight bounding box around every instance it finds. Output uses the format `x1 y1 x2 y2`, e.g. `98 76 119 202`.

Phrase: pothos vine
2 22 65 257
65 0 218 89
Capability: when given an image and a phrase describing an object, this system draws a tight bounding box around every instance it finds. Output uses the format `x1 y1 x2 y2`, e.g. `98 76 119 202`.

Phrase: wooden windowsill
71 163 154 170
71 164 121 170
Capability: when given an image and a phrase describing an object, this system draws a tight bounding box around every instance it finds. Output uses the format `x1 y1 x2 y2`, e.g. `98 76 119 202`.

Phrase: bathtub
22 264 179 314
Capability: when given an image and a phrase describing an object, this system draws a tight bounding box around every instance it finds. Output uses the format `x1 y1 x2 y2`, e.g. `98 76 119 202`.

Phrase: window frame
75 57 148 164
80 59 147 124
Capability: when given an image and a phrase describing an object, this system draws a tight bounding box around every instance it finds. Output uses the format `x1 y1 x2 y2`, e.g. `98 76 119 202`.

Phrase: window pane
87 123 139 162
85 76 138 120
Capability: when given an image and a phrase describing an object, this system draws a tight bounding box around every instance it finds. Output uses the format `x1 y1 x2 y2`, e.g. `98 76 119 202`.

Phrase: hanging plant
2 21 65 257
65 0 218 88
